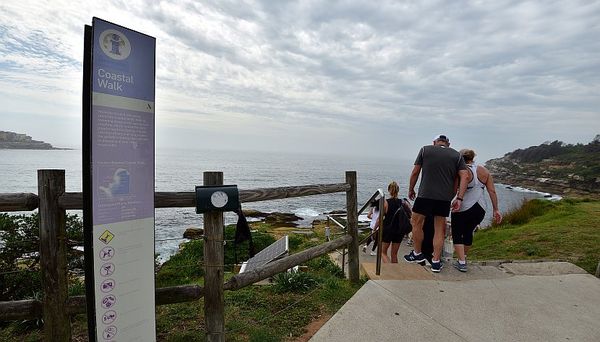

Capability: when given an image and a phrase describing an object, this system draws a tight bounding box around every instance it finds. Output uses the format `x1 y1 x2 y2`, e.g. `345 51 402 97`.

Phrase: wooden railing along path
0 170 360 342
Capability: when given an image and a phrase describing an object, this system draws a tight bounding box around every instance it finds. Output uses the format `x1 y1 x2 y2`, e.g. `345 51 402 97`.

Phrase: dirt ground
291 313 333 342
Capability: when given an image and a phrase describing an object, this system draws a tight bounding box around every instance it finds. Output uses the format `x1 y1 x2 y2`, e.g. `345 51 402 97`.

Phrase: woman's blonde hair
388 181 399 198
460 149 476 163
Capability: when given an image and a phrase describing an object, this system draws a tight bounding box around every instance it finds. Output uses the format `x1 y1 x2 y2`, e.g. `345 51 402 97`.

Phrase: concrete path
313 243 600 341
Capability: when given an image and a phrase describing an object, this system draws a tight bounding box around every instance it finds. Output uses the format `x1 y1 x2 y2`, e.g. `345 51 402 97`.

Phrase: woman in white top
363 197 380 256
450 149 502 272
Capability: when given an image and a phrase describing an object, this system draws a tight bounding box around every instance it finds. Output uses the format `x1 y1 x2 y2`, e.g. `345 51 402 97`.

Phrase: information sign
83 17 156 342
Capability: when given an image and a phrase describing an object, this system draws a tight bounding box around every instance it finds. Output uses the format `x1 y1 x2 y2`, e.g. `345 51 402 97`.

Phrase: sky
1 0 599 162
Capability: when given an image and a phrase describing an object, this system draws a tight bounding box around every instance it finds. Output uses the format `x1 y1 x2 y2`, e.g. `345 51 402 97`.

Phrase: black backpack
397 198 413 235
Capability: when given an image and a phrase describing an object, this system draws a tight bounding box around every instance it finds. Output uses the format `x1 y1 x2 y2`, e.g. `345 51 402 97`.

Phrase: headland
485 135 600 199
0 130 69 150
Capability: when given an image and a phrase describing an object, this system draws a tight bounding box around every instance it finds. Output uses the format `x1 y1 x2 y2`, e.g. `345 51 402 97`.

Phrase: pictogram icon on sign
99 230 115 244
103 325 118 339
101 278 116 293
99 246 115 261
100 262 115 277
101 294 116 309
102 310 117 325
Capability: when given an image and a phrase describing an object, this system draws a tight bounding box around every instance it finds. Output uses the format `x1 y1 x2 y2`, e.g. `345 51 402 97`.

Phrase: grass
470 199 600 274
4 199 599 340
1 219 362 341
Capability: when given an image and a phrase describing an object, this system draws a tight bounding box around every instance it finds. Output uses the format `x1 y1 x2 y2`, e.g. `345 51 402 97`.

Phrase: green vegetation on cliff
470 199 600 274
485 136 600 198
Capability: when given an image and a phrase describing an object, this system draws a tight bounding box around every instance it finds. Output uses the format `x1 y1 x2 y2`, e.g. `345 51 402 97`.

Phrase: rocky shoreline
491 174 598 199
182 210 307 239
486 161 600 200
484 136 600 200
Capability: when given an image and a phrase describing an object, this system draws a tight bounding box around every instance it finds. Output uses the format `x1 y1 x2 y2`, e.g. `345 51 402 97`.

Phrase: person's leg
463 204 486 259
411 212 426 253
454 244 466 261
432 215 446 261
372 230 379 251
421 215 435 263
451 212 467 262
366 233 373 246
461 224 474 261
381 242 390 263
390 242 401 263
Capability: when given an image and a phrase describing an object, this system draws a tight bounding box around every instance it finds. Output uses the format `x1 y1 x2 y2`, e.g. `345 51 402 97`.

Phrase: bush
155 239 204 287
305 255 345 278
272 271 318 293
0 213 83 301
491 199 556 227
287 234 306 252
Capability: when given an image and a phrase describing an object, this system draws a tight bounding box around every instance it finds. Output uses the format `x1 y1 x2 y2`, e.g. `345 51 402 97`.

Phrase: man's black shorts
412 197 451 217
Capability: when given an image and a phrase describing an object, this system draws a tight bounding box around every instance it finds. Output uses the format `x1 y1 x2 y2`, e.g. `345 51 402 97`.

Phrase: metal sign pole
376 194 385 276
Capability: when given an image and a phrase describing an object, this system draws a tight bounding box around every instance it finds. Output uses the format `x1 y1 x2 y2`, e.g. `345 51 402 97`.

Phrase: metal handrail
325 189 386 276
358 189 385 216
376 192 385 275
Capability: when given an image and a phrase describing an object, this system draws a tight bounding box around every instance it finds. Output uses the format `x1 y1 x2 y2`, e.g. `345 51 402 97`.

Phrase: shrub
155 239 204 287
305 255 345 278
0 213 83 301
272 271 318 293
492 199 556 227
287 234 306 252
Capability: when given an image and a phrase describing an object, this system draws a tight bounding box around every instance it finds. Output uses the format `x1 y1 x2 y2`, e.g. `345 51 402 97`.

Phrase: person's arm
408 164 421 200
451 169 469 212
367 207 373 219
480 166 502 224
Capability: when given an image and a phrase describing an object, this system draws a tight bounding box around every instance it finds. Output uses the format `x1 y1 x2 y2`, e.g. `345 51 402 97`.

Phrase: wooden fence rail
0 235 351 321
1 183 351 211
0 192 39 211
0 169 359 342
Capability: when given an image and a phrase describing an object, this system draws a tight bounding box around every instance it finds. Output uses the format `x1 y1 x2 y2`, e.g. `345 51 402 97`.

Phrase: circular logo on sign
210 191 229 208
99 29 131 60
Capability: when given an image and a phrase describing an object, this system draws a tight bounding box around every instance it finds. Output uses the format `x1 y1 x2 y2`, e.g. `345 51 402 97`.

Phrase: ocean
0 148 555 261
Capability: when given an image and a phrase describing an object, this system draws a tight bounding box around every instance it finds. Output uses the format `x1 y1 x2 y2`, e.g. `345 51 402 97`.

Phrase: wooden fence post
38 170 70 341
203 171 225 342
345 171 359 284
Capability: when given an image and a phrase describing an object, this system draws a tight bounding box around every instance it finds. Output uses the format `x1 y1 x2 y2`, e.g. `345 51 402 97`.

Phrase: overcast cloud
1 0 599 161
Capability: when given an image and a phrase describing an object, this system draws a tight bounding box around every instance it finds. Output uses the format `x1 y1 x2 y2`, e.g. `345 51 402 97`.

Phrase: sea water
0 148 550 261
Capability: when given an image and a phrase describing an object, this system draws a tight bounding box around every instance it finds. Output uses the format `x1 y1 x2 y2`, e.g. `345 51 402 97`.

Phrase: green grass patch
156 225 276 287
0 218 363 341
470 199 600 273
152 220 364 341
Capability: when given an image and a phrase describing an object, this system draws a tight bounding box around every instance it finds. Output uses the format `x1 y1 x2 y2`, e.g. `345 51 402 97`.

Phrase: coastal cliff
0 131 58 150
485 136 600 199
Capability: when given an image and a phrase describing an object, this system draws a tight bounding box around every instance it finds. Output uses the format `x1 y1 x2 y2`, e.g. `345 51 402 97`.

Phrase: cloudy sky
1 0 599 162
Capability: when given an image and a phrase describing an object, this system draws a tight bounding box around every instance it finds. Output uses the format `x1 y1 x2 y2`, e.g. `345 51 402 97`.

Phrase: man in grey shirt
404 134 469 272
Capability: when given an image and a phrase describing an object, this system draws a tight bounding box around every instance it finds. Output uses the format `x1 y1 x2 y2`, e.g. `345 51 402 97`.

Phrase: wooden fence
0 169 359 341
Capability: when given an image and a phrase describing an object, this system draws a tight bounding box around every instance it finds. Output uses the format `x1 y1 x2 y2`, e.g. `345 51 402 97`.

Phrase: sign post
83 17 156 342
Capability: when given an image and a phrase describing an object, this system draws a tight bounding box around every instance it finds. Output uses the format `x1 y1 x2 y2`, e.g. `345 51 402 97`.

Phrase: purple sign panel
90 17 155 226
92 19 155 101
91 105 154 225
89 17 156 341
